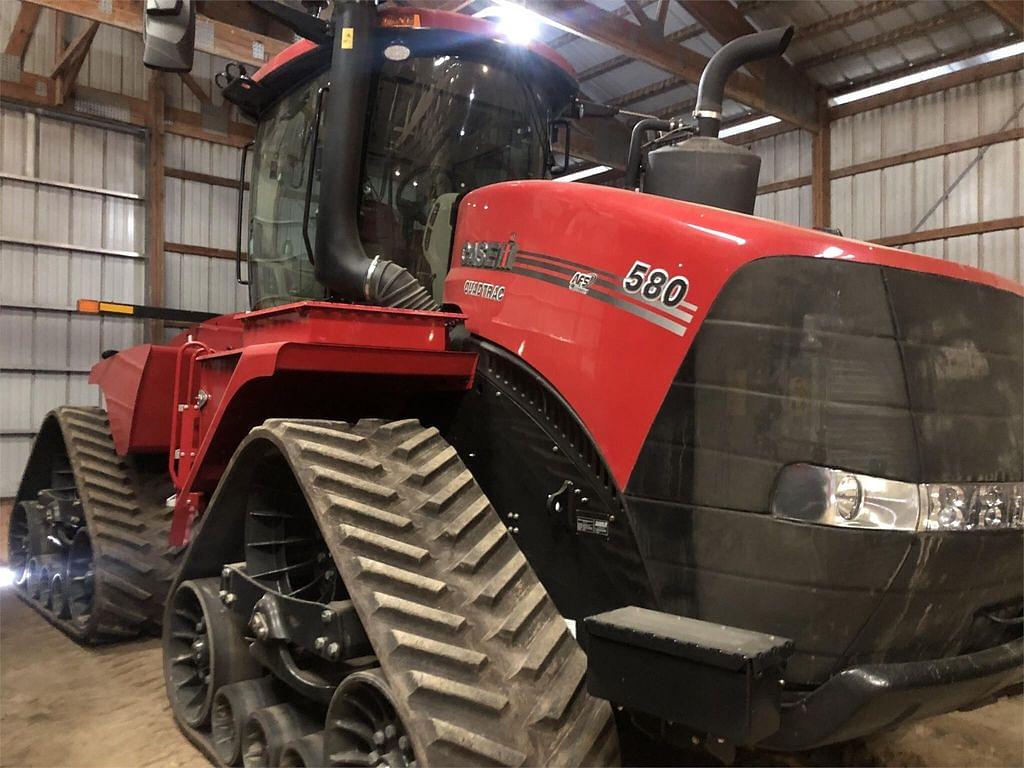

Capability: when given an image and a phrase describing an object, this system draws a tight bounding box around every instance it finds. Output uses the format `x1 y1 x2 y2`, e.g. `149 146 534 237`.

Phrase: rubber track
255 418 620 767
15 407 183 642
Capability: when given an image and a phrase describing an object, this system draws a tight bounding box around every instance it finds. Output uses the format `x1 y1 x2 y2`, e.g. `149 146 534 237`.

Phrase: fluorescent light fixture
553 165 613 183
830 41 1024 107
473 5 541 45
719 115 782 138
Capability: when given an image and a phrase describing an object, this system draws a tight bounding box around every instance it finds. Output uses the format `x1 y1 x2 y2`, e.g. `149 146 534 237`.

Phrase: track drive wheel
165 578 263 729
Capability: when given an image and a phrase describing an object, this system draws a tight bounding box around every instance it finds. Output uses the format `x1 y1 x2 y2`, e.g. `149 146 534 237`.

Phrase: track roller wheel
213 678 284 766
242 703 320 768
66 528 95 626
50 572 70 619
165 578 262 729
281 732 326 768
325 669 413 768
7 502 32 589
26 557 43 600
38 564 54 608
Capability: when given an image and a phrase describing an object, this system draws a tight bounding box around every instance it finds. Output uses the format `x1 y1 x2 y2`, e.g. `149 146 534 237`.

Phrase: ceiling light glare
474 5 541 45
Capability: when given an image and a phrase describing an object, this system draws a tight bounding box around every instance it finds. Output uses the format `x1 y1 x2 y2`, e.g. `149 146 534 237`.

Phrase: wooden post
812 97 831 230
146 70 166 342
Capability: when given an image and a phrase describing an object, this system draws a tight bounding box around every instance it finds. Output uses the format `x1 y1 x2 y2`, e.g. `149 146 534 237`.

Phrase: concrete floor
1 588 1021 768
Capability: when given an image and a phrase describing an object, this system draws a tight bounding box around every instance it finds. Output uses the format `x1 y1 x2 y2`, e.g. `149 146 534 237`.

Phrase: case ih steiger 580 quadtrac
9 1 1023 765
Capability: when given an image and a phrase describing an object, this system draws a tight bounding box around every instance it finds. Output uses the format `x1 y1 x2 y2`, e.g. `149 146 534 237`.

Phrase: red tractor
10 2 1023 766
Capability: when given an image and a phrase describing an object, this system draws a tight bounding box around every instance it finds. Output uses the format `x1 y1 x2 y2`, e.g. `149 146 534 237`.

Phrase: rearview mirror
143 0 196 72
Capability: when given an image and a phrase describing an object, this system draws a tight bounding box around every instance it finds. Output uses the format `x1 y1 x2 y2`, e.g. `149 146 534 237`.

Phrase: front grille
627 256 1024 512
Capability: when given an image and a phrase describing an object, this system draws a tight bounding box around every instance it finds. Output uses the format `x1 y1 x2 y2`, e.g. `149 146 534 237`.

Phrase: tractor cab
220 7 576 310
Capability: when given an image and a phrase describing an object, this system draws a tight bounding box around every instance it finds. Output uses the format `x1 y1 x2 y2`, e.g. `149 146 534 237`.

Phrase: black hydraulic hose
624 118 672 190
313 0 437 310
694 26 794 138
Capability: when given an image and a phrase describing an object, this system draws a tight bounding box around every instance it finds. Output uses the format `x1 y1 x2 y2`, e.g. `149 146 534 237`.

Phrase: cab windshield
248 48 555 309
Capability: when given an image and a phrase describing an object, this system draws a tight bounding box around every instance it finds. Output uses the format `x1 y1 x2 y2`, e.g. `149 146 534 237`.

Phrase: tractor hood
447 180 1023 489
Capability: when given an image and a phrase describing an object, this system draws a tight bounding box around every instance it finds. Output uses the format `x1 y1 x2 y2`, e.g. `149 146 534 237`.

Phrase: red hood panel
447 180 1022 487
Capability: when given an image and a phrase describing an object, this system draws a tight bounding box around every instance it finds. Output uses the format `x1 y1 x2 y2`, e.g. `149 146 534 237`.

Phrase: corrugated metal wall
0 105 146 494
750 69 1023 283
164 136 250 315
0 2 249 496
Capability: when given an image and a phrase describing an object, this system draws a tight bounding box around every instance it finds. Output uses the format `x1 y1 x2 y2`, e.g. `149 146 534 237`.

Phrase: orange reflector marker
99 302 134 315
77 299 100 314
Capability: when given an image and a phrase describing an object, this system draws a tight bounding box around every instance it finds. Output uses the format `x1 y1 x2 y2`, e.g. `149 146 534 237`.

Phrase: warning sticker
341 28 354 49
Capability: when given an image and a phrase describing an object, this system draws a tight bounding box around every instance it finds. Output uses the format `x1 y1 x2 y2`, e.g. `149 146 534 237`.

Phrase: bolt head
314 636 327 650
221 567 231 579
326 641 340 659
224 593 236 606
321 609 334 624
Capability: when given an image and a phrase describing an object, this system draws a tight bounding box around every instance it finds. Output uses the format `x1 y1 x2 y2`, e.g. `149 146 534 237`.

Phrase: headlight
924 482 1024 531
772 464 1024 532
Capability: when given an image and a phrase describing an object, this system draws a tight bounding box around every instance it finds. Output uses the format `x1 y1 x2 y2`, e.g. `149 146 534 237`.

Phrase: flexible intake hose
693 26 794 138
313 0 438 310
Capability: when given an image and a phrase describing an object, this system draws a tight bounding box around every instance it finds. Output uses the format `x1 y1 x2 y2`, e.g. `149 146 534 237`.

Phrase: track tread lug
370 591 467 632
426 718 527 767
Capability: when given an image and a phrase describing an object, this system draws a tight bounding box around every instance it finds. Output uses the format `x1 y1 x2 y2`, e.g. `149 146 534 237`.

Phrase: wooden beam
577 22 702 82
50 20 97 78
5 3 42 60
52 21 99 106
610 75 690 108
680 1 776 80
166 167 248 190
832 127 1024 179
179 73 211 105
811 100 830 228
830 56 1021 119
797 1 914 40
165 242 237 260
758 175 810 195
147 70 166 340
549 0 656 48
826 35 1017 98
53 9 66 62
984 1 1024 34
524 0 819 131
797 4 985 71
25 0 287 68
872 216 1024 248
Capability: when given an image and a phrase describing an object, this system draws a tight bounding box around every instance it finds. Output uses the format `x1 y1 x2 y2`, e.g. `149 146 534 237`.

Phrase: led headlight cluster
771 464 1024 532
923 482 1024 531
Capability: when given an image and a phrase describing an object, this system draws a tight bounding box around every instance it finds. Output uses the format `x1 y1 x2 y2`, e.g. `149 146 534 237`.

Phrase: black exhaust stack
315 0 437 310
633 26 794 216
693 26 793 139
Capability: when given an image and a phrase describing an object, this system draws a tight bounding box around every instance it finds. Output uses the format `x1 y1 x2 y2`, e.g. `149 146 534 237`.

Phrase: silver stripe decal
515 254 695 324
509 266 687 337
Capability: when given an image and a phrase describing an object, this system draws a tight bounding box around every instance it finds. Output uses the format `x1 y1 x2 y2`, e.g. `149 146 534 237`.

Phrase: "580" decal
622 260 689 307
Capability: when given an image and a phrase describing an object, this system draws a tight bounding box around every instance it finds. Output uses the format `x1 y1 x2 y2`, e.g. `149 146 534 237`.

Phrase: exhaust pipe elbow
694 26 794 138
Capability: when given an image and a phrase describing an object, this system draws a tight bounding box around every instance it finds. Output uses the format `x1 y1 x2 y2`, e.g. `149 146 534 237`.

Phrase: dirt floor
1 588 1021 768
